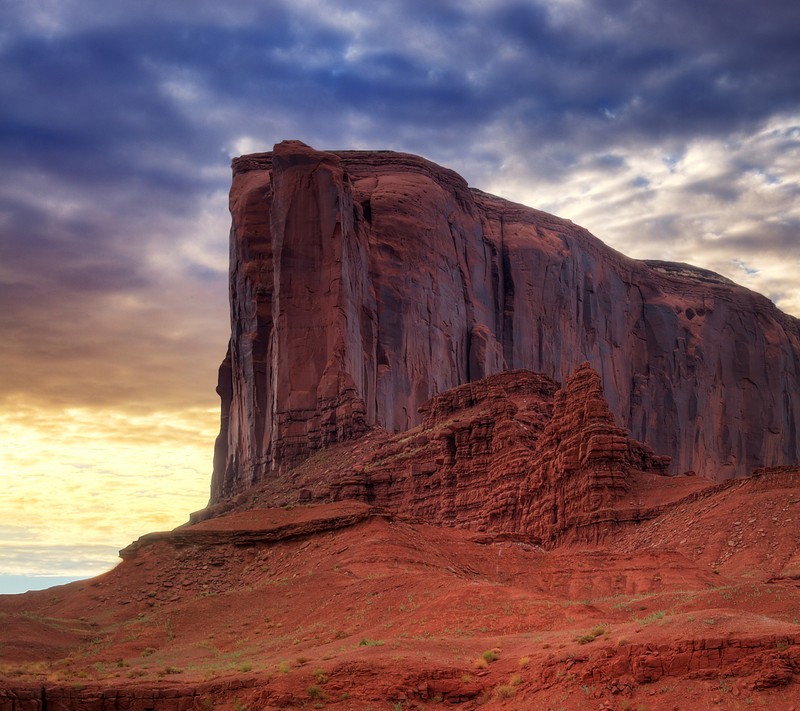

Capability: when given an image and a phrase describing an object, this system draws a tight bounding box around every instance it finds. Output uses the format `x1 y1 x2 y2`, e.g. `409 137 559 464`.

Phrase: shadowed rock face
211 140 800 502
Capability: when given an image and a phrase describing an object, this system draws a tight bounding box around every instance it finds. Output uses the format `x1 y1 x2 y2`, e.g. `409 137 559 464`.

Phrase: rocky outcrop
324 369 561 533
0 679 261 711
513 363 673 544
210 364 699 546
122 501 375 558
541 633 800 693
329 364 681 544
212 140 800 501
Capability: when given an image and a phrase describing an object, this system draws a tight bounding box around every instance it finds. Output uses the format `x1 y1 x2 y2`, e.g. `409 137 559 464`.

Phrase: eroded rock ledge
202 364 714 547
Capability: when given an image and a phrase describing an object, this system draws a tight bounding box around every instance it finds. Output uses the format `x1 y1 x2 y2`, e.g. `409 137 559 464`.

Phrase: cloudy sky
1 0 799 594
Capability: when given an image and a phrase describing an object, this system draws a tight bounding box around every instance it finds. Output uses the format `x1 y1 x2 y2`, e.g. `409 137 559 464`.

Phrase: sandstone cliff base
1 488 799 710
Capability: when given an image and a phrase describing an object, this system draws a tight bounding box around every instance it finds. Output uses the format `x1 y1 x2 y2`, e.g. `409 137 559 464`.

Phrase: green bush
576 625 607 644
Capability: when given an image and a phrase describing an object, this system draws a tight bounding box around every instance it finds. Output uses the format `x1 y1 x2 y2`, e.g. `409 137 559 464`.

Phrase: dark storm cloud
3 1 797 181
471 0 800 148
715 219 800 255
1 26 233 190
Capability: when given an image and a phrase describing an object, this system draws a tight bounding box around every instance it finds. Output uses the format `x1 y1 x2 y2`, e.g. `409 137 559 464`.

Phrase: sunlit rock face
210 140 800 502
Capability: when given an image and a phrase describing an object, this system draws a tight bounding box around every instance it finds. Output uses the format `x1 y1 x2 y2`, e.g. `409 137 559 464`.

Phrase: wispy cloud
490 113 800 315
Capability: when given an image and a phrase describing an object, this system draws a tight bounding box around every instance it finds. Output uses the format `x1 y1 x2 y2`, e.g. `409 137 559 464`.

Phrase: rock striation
211 140 800 501
336 363 678 545
206 363 704 547
514 363 674 544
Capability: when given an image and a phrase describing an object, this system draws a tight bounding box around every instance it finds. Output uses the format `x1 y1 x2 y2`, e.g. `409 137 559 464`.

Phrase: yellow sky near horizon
0 401 218 582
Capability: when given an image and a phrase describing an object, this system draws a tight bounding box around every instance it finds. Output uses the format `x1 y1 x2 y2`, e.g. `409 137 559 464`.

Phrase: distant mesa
212 139 800 504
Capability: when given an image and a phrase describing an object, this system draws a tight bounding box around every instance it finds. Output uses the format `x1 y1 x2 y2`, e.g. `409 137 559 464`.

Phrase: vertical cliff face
212 142 376 499
211 141 800 502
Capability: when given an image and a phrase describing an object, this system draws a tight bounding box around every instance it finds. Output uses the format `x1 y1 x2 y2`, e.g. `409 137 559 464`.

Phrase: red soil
2 481 799 710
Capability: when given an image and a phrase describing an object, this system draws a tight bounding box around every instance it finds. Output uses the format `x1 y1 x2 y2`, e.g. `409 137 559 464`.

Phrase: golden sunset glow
0 403 217 583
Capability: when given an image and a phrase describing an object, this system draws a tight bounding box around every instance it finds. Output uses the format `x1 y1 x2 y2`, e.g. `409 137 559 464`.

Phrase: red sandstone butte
211 140 800 502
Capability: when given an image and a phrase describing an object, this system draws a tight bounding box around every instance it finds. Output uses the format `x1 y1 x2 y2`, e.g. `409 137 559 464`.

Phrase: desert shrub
576 625 606 644
307 685 325 699
639 610 665 625
494 684 516 699
158 666 182 676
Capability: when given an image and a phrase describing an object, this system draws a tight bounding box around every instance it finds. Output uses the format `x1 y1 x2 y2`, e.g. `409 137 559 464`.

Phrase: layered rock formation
206 364 705 547
211 140 800 501
514 363 674 544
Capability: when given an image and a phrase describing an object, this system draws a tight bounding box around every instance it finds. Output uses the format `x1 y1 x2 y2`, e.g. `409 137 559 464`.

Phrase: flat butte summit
2 141 800 711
